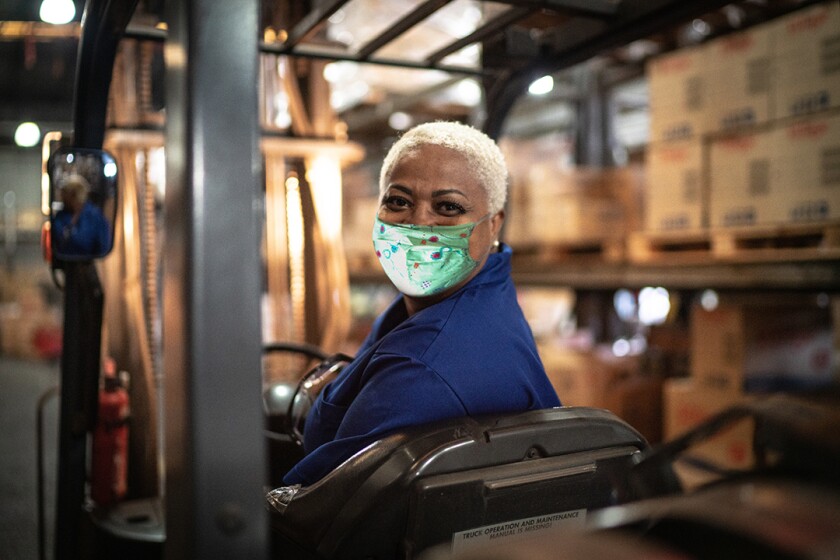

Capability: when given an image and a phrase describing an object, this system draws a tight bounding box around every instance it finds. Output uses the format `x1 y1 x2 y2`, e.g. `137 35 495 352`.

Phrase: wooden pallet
629 222 840 264
710 223 840 262
628 229 714 264
512 237 626 265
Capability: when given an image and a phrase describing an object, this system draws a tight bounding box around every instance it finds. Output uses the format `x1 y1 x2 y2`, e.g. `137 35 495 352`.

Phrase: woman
52 174 111 258
283 121 560 486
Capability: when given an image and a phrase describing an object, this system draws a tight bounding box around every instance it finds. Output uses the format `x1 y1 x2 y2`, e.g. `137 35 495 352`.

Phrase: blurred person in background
53 174 110 258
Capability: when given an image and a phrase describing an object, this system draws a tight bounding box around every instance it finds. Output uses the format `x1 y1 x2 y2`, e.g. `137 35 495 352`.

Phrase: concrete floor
1 357 59 560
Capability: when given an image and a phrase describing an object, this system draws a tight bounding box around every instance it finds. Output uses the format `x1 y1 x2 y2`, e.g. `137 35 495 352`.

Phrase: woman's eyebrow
432 188 466 198
387 185 412 196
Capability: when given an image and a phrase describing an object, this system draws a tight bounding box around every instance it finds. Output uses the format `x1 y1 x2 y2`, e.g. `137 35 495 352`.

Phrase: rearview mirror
47 147 118 261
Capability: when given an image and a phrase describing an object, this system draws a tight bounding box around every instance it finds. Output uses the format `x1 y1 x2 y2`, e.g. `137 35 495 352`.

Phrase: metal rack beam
282 0 350 49
355 0 452 60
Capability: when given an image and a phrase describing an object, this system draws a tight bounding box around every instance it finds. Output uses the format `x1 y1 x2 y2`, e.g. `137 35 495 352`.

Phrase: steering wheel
286 352 354 446
263 342 354 446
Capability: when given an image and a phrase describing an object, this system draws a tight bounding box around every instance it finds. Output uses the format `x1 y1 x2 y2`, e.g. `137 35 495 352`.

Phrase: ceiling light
39 0 76 25
388 112 412 131
14 122 41 147
323 61 358 84
455 79 482 106
528 75 553 96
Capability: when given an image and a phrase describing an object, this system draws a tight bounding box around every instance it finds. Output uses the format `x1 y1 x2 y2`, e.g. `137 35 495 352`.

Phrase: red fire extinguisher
91 360 130 508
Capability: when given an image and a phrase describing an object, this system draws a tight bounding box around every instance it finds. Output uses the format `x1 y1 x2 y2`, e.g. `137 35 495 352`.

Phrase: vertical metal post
574 65 617 167
163 0 267 557
51 3 137 558
54 262 104 560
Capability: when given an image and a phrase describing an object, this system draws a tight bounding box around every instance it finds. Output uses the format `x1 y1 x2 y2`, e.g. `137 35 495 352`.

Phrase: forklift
40 1 840 559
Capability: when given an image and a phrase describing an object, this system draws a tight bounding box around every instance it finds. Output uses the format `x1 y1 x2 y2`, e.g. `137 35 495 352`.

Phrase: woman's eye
383 195 411 210
437 201 466 215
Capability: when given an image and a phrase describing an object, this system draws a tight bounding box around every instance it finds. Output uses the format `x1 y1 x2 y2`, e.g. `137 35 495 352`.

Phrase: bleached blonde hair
60 174 90 204
378 121 508 214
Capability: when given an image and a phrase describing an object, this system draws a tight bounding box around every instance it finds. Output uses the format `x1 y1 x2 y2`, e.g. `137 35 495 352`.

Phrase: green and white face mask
372 215 490 297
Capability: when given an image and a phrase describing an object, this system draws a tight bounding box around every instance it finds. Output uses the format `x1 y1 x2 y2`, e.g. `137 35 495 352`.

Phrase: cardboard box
644 139 705 231
648 45 710 142
709 112 840 226
690 303 835 393
529 194 625 243
539 344 636 410
508 167 629 245
708 127 778 227
603 374 663 445
770 2 840 118
663 377 755 471
772 111 840 223
603 165 646 235
706 25 773 130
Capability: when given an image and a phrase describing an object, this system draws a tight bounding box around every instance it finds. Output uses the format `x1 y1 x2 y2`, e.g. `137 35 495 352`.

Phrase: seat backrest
269 407 668 559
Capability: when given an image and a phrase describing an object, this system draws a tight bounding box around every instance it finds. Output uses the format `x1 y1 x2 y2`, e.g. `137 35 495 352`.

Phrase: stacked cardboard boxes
710 111 840 226
645 1 840 232
689 303 834 393
505 165 641 248
663 301 836 475
645 43 708 233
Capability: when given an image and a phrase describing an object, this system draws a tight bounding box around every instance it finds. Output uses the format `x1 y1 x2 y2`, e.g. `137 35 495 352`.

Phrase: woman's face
60 185 84 214
378 144 504 303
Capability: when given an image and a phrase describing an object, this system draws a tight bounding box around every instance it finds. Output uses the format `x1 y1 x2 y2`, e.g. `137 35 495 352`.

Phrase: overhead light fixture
455 79 482 106
39 0 76 24
15 122 41 147
388 112 412 131
528 75 554 96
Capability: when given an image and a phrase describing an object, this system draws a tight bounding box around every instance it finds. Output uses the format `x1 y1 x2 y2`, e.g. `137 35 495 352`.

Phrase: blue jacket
283 244 561 486
53 202 110 258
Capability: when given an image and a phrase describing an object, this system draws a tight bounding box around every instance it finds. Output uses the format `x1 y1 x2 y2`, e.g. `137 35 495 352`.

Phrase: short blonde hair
60 174 90 205
379 121 508 213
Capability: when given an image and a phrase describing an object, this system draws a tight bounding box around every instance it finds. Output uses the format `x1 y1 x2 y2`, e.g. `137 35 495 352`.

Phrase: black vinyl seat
439 392 840 560
267 406 675 560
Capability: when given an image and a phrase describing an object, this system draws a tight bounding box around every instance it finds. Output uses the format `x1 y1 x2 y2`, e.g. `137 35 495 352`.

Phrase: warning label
451 509 587 553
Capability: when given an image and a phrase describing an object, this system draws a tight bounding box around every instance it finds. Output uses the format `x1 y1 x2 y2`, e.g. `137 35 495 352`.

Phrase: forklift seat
267 406 673 559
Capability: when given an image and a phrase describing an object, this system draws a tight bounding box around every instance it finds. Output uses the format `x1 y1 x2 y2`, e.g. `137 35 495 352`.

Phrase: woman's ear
490 209 505 241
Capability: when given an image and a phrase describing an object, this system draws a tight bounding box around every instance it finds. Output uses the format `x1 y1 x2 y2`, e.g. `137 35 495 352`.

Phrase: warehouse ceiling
0 0 83 144
0 0 826 148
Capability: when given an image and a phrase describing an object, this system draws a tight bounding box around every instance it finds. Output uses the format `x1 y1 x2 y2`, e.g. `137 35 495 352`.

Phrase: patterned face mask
372 214 490 297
